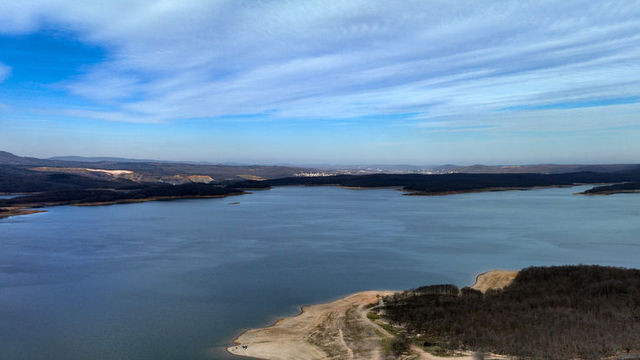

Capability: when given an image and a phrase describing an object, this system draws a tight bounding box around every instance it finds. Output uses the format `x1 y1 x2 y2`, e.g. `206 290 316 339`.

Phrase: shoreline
226 290 396 360
227 270 517 360
0 208 47 219
0 182 611 221
226 288 396 343
72 192 248 206
0 192 247 219
577 189 640 196
263 183 596 196
405 184 588 196
2 181 613 221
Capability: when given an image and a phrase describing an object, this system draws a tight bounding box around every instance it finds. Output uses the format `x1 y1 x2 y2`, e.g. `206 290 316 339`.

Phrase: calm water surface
1 186 640 360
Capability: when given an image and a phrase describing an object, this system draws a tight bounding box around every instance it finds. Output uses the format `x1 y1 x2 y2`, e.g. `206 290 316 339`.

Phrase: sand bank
0 207 46 219
228 291 394 360
72 193 246 206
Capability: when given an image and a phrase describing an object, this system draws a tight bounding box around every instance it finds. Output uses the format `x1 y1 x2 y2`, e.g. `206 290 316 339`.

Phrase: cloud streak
1 0 640 129
0 63 10 83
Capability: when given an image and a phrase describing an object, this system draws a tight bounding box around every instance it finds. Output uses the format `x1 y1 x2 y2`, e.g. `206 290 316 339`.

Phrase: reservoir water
1 185 640 360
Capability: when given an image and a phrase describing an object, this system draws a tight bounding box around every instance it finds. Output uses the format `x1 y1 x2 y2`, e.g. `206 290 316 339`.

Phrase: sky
1 1 639 165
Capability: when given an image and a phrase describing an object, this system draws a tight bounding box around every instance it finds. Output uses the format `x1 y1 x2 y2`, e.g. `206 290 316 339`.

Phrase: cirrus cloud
0 63 10 83
1 0 640 129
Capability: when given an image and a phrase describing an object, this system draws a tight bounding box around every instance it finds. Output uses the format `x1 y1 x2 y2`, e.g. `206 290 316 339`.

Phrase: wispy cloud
0 63 10 83
1 0 640 128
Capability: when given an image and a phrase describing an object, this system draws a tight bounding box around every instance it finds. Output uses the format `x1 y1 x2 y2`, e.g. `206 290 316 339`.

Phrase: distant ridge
0 150 313 189
3 150 640 175
0 151 48 166
2 151 245 166
48 155 161 163
452 163 640 174
49 156 252 166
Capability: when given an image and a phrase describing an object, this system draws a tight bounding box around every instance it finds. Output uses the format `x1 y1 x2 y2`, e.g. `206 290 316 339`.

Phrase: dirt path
336 329 354 359
355 303 391 340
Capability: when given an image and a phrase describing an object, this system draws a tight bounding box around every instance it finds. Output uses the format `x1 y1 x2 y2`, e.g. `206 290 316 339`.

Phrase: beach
0 207 46 219
228 290 394 360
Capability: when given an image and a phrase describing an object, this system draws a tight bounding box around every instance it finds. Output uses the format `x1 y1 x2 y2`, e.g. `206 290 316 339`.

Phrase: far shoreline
0 182 612 221
0 192 248 220
0 208 47 219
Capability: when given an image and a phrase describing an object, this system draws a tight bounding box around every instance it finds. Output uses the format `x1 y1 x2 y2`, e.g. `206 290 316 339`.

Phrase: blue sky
1 1 639 165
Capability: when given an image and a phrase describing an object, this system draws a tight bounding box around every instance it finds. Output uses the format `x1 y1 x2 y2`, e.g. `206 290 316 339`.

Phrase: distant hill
0 150 314 192
6 170 640 213
6 149 640 217
5 150 640 188
0 165 141 193
48 155 162 163
451 163 640 174
323 164 459 174
7 151 640 175
48 155 224 165
0 151 49 166
318 163 640 175
5 150 640 212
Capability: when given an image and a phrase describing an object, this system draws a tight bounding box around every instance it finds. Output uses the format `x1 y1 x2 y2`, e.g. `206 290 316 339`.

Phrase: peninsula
228 266 640 360
227 270 516 360
578 182 640 195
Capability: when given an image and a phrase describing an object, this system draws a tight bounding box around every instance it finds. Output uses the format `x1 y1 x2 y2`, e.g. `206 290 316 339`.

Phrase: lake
1 185 640 360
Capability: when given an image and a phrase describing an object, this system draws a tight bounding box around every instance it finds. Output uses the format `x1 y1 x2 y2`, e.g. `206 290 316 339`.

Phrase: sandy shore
227 270 517 360
579 189 640 195
228 291 395 360
73 193 246 206
0 192 247 219
0 207 47 219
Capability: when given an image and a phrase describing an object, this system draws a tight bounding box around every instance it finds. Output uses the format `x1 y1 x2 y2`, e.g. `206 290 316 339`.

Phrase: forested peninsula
229 171 640 194
230 266 640 360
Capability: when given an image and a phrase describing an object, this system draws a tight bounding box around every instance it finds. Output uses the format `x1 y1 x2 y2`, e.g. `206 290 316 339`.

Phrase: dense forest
581 182 640 195
0 165 142 192
0 183 244 207
0 150 307 185
231 171 640 194
380 266 640 360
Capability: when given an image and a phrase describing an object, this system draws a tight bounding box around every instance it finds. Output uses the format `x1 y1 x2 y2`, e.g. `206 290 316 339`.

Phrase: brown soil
471 270 518 293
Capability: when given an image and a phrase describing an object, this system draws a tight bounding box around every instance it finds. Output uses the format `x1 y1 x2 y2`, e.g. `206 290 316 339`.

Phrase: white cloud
0 63 10 83
1 0 640 125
